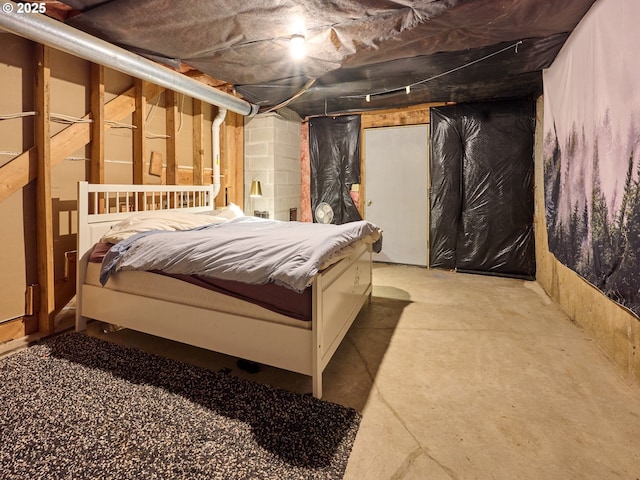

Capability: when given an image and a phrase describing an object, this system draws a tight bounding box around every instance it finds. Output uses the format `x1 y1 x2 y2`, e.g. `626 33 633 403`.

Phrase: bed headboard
77 181 216 258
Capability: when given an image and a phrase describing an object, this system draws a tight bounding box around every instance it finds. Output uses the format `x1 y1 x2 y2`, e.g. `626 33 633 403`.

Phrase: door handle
366 200 372 206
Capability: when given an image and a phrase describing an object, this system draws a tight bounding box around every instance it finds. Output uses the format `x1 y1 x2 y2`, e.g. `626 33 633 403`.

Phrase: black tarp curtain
308 101 535 280
430 100 536 279
308 115 362 224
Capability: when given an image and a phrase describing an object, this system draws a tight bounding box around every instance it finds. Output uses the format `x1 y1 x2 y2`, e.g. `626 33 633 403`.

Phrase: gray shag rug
0 333 361 479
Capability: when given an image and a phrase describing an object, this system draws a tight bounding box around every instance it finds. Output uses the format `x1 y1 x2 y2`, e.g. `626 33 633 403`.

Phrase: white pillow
201 202 245 220
100 211 227 244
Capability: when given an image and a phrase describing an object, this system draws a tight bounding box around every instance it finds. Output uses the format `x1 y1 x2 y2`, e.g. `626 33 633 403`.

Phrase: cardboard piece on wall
149 151 163 177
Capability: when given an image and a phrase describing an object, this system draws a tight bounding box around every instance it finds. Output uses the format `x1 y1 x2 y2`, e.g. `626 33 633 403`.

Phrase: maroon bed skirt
89 243 312 321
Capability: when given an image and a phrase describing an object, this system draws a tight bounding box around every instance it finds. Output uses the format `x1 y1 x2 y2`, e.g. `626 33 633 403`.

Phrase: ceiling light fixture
290 34 306 60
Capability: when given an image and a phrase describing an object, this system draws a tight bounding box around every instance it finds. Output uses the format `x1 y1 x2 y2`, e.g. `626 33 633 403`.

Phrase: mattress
84 262 311 329
98 216 382 292
89 242 312 321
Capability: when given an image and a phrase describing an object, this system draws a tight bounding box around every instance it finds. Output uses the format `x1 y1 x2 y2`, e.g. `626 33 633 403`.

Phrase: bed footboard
311 242 372 397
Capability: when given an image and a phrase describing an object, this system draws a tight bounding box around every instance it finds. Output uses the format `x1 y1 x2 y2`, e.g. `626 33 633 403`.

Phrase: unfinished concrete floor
71 264 640 479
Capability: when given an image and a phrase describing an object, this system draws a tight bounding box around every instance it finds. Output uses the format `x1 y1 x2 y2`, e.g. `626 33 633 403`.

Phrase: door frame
358 104 443 266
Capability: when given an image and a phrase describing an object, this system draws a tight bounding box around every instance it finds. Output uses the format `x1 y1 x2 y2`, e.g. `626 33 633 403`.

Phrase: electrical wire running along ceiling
46 0 596 118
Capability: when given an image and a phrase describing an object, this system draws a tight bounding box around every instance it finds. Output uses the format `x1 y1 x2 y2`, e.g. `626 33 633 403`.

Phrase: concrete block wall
244 111 301 220
244 114 274 216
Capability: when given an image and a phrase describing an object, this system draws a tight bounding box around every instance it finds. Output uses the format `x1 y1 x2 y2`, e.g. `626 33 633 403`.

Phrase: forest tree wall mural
543 0 640 316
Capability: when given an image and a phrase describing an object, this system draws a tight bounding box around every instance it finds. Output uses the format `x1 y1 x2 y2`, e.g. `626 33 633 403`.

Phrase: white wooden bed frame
76 182 372 398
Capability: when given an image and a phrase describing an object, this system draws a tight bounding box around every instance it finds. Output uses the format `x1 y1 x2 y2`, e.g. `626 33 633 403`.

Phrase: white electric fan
314 202 335 224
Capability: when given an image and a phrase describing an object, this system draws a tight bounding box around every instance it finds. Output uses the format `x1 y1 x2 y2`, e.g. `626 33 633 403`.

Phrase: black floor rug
0 333 361 479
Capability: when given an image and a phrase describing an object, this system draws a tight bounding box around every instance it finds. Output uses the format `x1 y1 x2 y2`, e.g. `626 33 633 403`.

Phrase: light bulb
290 34 306 60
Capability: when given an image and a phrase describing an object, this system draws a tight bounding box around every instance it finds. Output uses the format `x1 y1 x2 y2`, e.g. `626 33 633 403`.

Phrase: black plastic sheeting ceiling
58 0 596 118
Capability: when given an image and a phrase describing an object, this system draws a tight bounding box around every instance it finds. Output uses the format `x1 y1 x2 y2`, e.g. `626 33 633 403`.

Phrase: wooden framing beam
90 63 105 212
0 148 37 203
165 90 179 185
192 98 204 185
90 63 104 185
34 44 55 336
0 82 165 204
220 110 244 208
0 317 39 343
360 102 446 129
133 78 146 185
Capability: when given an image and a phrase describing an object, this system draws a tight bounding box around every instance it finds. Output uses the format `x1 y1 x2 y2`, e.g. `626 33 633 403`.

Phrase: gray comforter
100 217 381 293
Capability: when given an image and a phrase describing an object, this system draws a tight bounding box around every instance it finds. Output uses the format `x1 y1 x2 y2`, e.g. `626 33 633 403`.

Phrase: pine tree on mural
590 139 613 288
577 202 590 274
544 123 562 256
569 201 583 269
607 151 639 309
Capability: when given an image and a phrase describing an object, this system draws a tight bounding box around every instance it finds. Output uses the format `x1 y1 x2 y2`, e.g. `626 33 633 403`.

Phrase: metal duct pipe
211 108 227 199
0 10 258 117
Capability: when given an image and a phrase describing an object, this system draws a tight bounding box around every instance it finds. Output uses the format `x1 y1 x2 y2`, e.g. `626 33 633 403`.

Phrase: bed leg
76 314 87 332
312 374 322 399
311 277 323 399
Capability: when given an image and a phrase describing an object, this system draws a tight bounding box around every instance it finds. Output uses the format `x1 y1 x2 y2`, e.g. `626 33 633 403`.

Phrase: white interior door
364 125 429 266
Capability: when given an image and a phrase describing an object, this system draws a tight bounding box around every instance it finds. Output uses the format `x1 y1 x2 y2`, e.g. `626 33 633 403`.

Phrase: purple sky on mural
543 0 640 220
